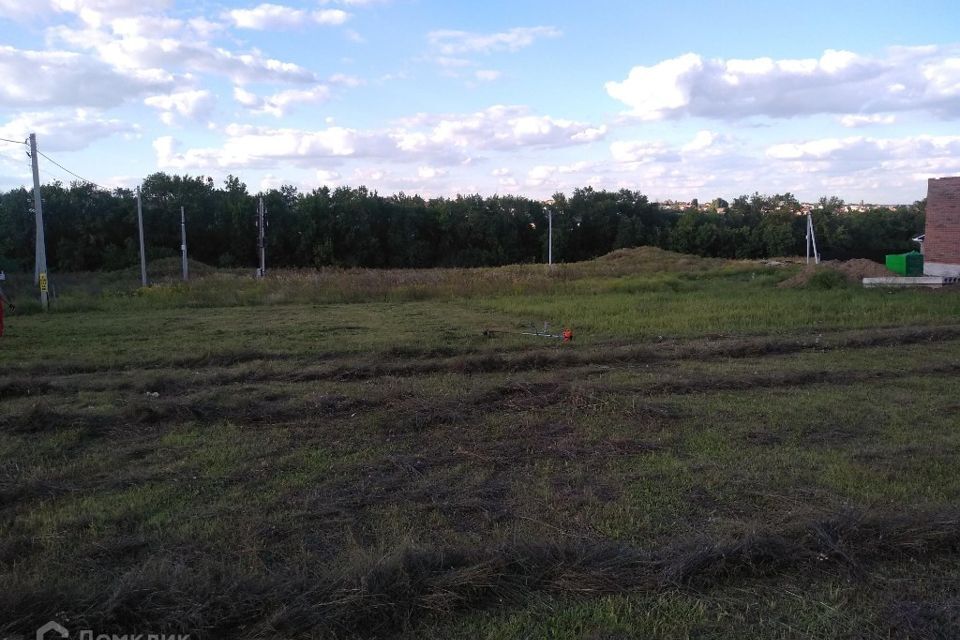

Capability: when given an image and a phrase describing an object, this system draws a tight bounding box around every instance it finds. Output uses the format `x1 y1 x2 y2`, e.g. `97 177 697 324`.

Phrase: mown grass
1 247 959 638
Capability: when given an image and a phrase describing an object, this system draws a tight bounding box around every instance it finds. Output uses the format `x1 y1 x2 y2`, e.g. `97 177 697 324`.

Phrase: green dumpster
885 251 924 276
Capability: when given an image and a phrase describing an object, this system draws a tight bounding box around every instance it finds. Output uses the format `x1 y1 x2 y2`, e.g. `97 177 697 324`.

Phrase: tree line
0 173 925 273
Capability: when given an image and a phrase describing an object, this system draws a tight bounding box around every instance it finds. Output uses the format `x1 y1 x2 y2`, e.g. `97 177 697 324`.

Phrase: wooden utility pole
28 133 49 310
136 187 148 286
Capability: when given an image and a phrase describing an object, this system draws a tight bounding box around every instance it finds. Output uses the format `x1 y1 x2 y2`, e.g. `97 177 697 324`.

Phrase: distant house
924 177 960 276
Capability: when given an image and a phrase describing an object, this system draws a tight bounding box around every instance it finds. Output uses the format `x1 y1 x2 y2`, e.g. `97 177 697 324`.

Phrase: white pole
180 206 188 281
29 133 49 310
810 214 820 264
548 207 553 266
806 213 811 265
258 197 266 277
136 187 148 286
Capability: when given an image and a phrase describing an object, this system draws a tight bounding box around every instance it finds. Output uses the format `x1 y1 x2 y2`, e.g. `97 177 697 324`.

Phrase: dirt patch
778 259 894 288
0 379 56 400
473 380 569 411
634 361 960 398
886 598 960 640
0 403 110 434
742 430 783 447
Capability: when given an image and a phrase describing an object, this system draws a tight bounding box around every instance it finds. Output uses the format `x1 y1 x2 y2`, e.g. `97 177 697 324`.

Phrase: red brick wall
925 177 960 265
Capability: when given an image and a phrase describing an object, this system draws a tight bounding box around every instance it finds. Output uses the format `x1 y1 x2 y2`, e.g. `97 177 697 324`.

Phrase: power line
36 150 105 190
39 166 75 185
3 137 108 190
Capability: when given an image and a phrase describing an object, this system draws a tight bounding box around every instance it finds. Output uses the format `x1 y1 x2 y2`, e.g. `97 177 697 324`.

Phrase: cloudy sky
1 0 958 203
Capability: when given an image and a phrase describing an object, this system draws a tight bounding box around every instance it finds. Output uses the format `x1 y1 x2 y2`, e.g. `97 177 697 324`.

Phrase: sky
1 0 959 204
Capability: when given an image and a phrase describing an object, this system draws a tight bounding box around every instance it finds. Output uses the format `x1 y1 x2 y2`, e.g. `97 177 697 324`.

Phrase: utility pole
180 206 189 281
136 187 148 286
28 133 49 311
542 199 555 267
548 207 553 266
256 196 266 278
806 212 820 265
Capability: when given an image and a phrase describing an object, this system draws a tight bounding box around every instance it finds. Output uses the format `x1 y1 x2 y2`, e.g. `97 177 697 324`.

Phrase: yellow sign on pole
39 272 48 293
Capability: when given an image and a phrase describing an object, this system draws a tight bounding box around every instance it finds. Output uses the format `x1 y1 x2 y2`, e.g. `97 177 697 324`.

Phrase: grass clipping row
778 258 894 289
3 509 959 638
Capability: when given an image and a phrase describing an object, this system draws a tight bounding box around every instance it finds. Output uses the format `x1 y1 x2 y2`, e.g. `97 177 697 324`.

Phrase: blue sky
1 0 958 203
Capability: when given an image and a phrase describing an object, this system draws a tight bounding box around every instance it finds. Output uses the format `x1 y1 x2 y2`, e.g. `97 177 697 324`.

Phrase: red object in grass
562 328 573 342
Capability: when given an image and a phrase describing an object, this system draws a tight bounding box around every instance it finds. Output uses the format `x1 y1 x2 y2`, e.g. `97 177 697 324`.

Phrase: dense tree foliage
0 174 925 273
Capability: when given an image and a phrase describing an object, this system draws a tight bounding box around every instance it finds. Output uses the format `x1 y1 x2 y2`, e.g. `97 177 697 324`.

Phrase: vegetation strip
2 509 956 638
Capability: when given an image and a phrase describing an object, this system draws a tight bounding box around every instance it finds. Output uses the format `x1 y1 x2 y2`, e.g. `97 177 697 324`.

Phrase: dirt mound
833 259 895 281
778 259 894 288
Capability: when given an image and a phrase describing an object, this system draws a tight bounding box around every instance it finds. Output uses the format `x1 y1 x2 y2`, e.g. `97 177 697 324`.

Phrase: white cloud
757 134 960 197
315 169 342 182
153 105 607 171
525 161 596 188
838 114 896 127
767 138 851 160
0 0 166 28
319 0 386 5
0 45 173 108
100 174 139 189
766 134 960 162
227 4 303 29
682 130 718 153
0 0 46 19
329 73 364 87
153 127 960 201
606 53 701 120
314 9 350 25
428 26 561 56
610 140 675 163
434 56 473 68
394 105 607 155
49 16 320 86
606 46 960 120
38 0 171 26
226 4 349 29
233 85 331 117
145 89 215 124
416 165 446 180
922 57 960 97
153 126 384 170
187 17 224 38
475 69 501 82
0 109 138 151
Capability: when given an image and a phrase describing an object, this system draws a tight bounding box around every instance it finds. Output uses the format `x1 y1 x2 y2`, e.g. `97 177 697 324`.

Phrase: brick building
924 177 960 277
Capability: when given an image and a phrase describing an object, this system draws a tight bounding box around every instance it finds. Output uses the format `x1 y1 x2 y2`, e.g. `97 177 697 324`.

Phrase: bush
807 269 849 290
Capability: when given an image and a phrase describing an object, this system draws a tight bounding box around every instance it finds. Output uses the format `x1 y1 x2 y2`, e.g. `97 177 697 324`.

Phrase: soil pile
778 259 894 288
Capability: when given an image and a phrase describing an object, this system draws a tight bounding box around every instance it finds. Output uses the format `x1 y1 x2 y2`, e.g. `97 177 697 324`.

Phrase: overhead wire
39 166 75 185
0 136 109 191
36 150 106 190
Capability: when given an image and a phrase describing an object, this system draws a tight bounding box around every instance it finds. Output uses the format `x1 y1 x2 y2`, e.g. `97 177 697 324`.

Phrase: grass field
2 248 959 639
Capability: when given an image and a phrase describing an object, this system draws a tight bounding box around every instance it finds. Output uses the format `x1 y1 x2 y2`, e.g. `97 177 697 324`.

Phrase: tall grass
5 247 958 341
5 248 751 314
